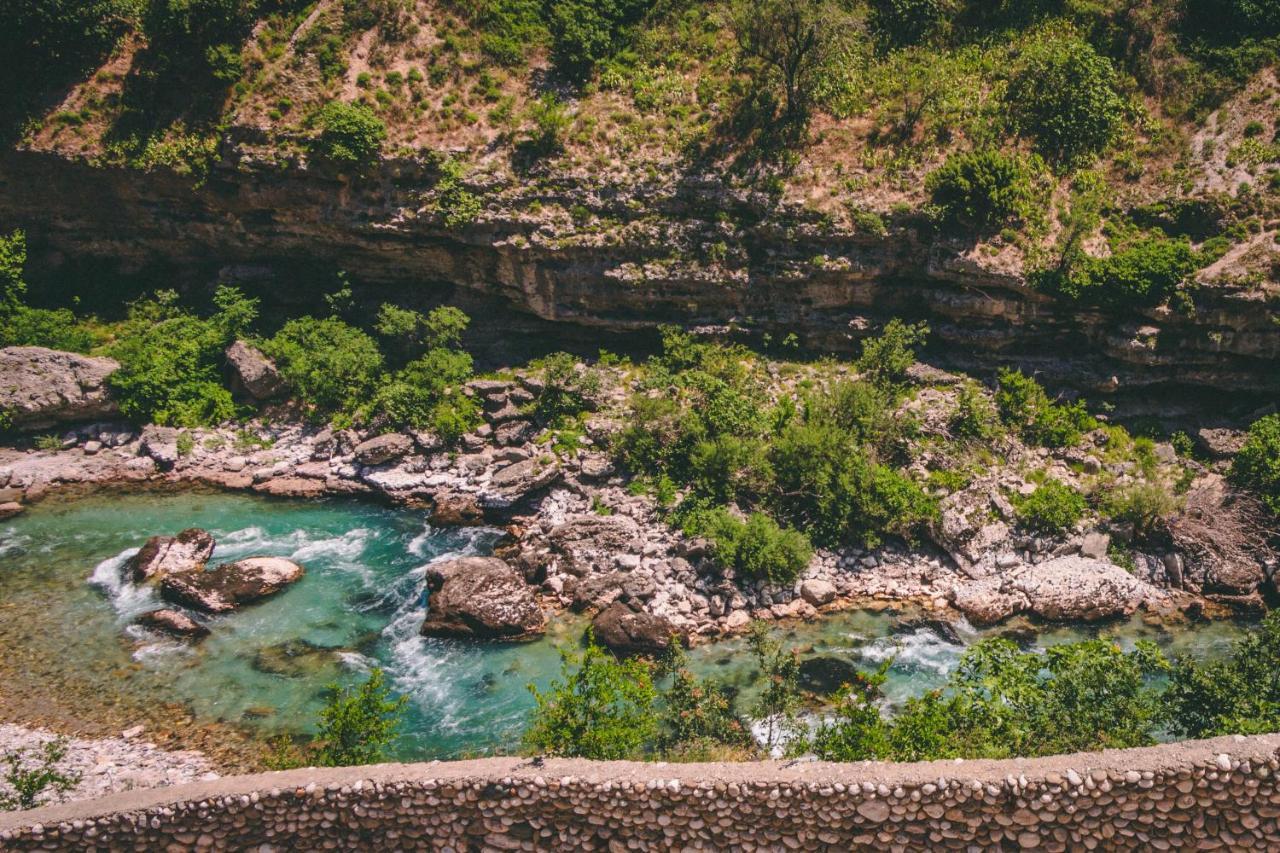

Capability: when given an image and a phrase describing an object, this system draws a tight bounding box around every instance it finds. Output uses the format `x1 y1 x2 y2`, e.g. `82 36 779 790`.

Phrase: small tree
0 738 80 811
524 634 659 759
747 622 802 753
311 101 387 167
731 0 853 125
0 229 27 316
856 319 930 387
315 668 408 767
927 149 1035 230
1232 414 1280 514
657 644 755 758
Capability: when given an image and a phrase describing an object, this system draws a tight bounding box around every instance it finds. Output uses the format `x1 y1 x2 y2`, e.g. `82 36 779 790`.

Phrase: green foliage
314 668 408 767
0 230 27 316
855 319 929 387
682 507 812 585
1048 235 1200 307
870 0 948 47
1102 480 1179 541
262 316 384 417
1012 479 1088 534
311 101 387 167
747 622 802 752
656 645 753 757
433 158 482 229
524 93 572 157
524 634 659 759
211 282 259 340
142 0 257 77
1006 35 1127 168
806 638 1168 761
0 737 80 811
343 0 413 40
106 291 246 426
528 352 601 426
369 347 479 441
1165 611 1280 738
3 0 135 108
546 0 650 80
1232 414 1280 514
949 382 998 440
1 308 98 353
995 369 1095 448
927 149 1036 230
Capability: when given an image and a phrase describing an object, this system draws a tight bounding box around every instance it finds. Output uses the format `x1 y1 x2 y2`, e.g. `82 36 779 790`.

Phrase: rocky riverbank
0 724 217 809
3 369 1257 653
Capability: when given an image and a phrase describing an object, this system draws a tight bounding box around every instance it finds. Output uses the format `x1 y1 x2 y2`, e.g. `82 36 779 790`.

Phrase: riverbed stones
160 557 304 614
0 346 120 430
224 341 285 401
0 501 23 519
548 515 643 576
130 528 216 582
421 557 545 640
135 609 210 640
799 579 837 607
590 602 682 656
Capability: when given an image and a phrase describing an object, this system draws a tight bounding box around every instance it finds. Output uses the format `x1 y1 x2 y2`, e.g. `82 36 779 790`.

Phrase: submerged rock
160 556 304 614
798 656 862 696
421 556 545 640
591 602 682 657
0 346 120 430
130 528 216 582
225 341 286 401
135 609 210 640
251 639 342 678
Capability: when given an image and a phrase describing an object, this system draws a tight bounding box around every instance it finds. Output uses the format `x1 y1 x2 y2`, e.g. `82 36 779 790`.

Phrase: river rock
251 639 342 678
590 602 681 656
0 501 23 519
483 458 562 507
949 577 1027 625
135 609 210 640
0 346 120 430
139 425 181 469
429 491 485 526
354 433 413 466
799 579 837 607
130 528 216 582
421 557 545 640
225 341 286 401
160 557 304 614
1015 556 1149 621
548 515 643 576
798 656 863 695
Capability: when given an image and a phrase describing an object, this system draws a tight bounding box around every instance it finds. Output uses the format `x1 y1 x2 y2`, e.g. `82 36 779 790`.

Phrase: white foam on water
88 547 160 619
861 628 965 679
0 531 31 560
125 624 195 663
216 525 378 584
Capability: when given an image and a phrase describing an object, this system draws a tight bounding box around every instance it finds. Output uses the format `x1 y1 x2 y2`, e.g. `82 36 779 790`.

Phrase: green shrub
1165 611 1280 738
1051 235 1199 306
855 319 929 387
1012 479 1088 534
369 347 479 440
524 635 658 759
262 316 384 417
870 0 948 46
546 0 650 80
524 93 572 157
949 382 998 440
0 230 27 315
433 158 482 228
683 507 813 585
1231 414 1280 514
142 0 257 76
1 307 97 352
1102 481 1179 541
315 668 408 767
747 622 803 751
0 737 80 811
311 101 387 167
656 645 753 757
1006 36 1126 168
926 150 1035 230
4 0 134 103
528 352 602 425
995 369 1095 447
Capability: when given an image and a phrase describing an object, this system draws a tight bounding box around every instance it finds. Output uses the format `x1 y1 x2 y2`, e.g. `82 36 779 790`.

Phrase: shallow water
0 491 1256 761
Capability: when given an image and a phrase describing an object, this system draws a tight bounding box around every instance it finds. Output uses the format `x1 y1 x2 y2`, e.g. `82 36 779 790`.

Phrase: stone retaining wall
3 735 1280 850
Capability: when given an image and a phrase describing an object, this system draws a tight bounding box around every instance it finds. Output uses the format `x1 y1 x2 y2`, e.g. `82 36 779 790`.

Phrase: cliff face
2 147 1277 405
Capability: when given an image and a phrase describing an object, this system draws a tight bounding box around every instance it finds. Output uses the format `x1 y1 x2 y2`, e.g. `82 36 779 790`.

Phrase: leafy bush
311 101 387 167
1012 479 1088 534
433 158 482 228
0 230 27 316
747 622 803 752
369 347 479 441
926 150 1035 230
855 319 929 387
870 0 948 46
995 369 1095 447
262 316 384 417
315 668 408 767
1006 36 1127 167
546 0 650 80
4 0 134 97
343 0 413 40
1231 414 1280 514
683 507 812 585
524 635 658 759
1103 480 1179 541
1050 235 1199 306
949 382 998 440
528 352 601 425
0 737 80 811
656 645 753 758
1165 611 1280 738
524 93 572 157
142 0 257 75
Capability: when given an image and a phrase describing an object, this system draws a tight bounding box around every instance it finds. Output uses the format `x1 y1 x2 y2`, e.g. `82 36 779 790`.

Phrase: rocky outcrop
160 557 304 614
950 556 1155 624
135 609 210 640
420 557 545 640
130 528 216 582
591 602 682 656
548 516 643 576
0 346 119 430
224 341 285 401
354 433 413 466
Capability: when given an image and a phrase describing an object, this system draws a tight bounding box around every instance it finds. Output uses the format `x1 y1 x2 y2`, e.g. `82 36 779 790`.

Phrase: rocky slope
2 146 1277 409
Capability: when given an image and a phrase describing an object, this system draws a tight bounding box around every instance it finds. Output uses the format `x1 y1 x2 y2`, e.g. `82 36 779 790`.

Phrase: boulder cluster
3 736 1279 850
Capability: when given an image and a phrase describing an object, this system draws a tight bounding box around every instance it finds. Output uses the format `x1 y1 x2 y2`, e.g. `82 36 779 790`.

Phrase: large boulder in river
950 556 1152 625
135 608 210 640
225 340 286 401
130 528 216 582
0 346 119 430
421 557 545 640
161 556 304 614
591 602 682 657
547 515 643 576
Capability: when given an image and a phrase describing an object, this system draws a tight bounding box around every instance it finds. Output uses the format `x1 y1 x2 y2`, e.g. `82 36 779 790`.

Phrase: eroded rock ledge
2 734 1279 850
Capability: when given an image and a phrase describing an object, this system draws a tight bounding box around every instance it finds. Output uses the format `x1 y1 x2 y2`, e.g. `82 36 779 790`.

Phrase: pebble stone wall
3 735 1280 851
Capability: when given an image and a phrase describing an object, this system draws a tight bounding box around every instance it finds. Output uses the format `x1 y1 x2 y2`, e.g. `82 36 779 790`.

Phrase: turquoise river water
0 491 1256 761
